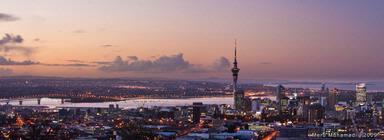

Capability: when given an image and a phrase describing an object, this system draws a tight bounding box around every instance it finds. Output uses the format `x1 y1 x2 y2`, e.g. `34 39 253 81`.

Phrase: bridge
0 93 124 105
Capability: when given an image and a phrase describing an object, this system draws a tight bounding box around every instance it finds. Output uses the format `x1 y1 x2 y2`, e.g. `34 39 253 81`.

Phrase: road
262 131 278 140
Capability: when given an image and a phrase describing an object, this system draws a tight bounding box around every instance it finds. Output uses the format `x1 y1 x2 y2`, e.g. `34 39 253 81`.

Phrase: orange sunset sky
1 0 384 80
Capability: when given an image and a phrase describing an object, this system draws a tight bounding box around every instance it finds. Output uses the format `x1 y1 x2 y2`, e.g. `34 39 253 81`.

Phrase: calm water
0 97 235 109
2 80 384 108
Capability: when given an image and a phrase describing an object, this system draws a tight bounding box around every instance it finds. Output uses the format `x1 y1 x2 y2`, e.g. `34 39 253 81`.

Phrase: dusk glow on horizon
2 1 384 138
1 0 384 80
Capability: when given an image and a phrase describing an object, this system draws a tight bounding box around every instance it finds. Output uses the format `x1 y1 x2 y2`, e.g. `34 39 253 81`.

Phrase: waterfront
0 97 235 109
264 80 384 92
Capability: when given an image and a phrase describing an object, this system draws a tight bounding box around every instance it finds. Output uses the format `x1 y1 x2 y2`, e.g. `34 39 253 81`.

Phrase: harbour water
0 97 235 109
3 80 384 109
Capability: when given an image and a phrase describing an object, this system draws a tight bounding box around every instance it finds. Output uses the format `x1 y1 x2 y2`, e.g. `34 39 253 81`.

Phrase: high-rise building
367 94 373 105
109 104 115 112
251 98 262 112
231 40 245 111
320 97 327 107
192 102 203 124
280 97 290 109
308 103 325 125
327 88 339 110
276 84 285 107
320 83 329 97
356 83 367 106
321 83 326 93
297 96 311 121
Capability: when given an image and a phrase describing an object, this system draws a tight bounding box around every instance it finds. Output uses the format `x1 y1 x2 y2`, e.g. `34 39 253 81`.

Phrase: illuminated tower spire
234 40 238 68
231 39 244 111
231 39 240 92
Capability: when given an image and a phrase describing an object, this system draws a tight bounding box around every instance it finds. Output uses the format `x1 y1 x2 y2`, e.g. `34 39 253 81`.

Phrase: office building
193 102 203 124
356 83 367 106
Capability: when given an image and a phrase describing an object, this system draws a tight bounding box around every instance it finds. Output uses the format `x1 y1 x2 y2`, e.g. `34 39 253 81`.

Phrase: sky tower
232 40 244 111
232 40 240 92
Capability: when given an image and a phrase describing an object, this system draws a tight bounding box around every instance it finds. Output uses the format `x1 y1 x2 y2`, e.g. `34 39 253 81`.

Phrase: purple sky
0 0 384 80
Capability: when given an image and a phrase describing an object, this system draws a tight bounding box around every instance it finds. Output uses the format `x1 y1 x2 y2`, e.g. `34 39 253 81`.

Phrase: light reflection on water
0 97 237 109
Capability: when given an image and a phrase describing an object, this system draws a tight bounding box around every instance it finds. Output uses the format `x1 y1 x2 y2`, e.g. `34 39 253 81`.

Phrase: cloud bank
42 63 94 67
0 56 39 65
0 34 23 45
0 34 34 56
212 57 230 72
99 53 230 73
99 54 192 72
100 44 115 48
73 30 86 34
0 13 19 22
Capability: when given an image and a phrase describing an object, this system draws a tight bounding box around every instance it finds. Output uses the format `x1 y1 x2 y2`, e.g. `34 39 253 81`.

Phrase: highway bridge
0 93 124 105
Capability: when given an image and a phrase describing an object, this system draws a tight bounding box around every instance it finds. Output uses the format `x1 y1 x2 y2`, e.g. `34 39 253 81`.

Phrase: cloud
0 34 35 56
42 60 95 67
99 53 203 72
42 63 94 67
66 59 85 63
100 44 114 48
0 56 93 67
212 57 230 72
73 30 86 34
127 56 138 61
92 61 112 65
0 34 23 45
33 38 41 42
0 13 19 22
0 46 35 56
259 62 272 65
0 68 13 75
98 54 231 73
0 56 39 65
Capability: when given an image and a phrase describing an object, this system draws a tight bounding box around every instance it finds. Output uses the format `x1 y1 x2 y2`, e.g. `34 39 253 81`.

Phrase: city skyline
1 0 384 80
1 1 384 139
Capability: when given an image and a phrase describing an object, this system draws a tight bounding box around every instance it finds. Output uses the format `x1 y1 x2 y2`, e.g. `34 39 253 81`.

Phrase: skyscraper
308 103 325 125
192 102 203 124
320 83 329 97
276 84 285 111
327 88 339 110
231 40 245 111
321 83 326 92
356 83 367 106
